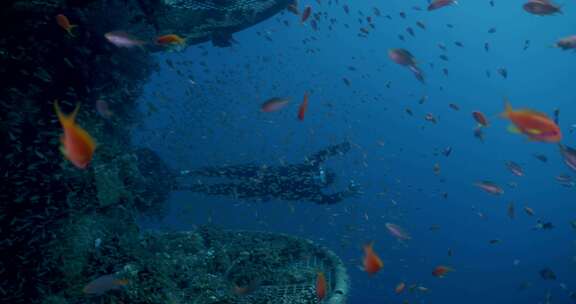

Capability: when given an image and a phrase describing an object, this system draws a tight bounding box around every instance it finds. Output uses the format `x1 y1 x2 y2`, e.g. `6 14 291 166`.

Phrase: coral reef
0 0 327 303
0 1 157 302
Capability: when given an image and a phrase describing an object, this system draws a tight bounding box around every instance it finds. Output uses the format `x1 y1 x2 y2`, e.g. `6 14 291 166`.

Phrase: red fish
316 272 326 301
362 242 383 275
54 101 96 169
232 280 260 296
56 14 77 37
501 101 561 143
297 92 309 121
395 282 406 294
472 111 489 127
432 265 454 278
428 0 458 11
156 34 185 46
301 5 312 23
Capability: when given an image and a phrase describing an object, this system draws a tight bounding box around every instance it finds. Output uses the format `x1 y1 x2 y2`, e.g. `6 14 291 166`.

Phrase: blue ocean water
133 1 576 303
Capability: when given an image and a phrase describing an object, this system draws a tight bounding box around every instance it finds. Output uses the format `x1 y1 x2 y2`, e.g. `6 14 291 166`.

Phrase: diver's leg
307 142 351 165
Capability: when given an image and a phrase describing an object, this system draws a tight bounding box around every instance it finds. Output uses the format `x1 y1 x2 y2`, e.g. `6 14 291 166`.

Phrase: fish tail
113 279 129 286
67 25 77 37
54 100 67 125
71 102 80 121
54 101 80 126
363 241 374 252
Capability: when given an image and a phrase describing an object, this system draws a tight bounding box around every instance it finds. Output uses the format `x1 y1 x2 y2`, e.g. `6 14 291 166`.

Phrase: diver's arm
307 142 351 166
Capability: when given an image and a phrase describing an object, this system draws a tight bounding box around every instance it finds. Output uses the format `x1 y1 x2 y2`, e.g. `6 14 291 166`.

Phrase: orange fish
298 92 309 121
56 14 77 37
156 34 186 46
395 282 406 294
83 274 128 295
301 5 312 23
232 279 260 296
362 242 383 275
472 111 489 127
501 100 561 143
54 101 96 169
432 265 454 278
316 271 326 301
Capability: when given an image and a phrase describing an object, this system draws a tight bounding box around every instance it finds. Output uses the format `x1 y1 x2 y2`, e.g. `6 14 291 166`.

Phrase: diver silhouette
178 142 360 204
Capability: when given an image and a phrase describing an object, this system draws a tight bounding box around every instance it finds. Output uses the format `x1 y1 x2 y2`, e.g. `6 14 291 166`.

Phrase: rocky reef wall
0 1 166 302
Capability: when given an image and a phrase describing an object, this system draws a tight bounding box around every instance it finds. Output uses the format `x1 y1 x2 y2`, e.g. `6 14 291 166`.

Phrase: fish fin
54 101 81 126
70 103 80 122
113 279 129 286
76 127 97 151
67 25 77 37
501 98 512 118
59 145 68 157
521 110 550 119
363 241 374 251
507 125 521 134
526 128 543 135
54 100 70 126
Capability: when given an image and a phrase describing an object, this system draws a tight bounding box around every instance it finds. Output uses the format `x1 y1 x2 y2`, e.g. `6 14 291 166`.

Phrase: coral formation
0 1 339 303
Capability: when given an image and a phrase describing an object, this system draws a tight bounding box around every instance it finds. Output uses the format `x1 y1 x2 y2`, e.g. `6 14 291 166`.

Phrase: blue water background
133 0 576 303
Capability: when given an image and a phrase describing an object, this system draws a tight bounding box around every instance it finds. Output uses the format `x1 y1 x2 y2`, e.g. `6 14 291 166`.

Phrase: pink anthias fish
385 223 411 241
555 36 576 51
505 161 524 177
555 174 575 187
428 0 458 11
475 181 504 195
388 48 425 83
523 0 562 16
104 31 146 48
261 97 289 113
559 144 576 171
388 48 417 66
83 274 128 295
95 99 113 119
